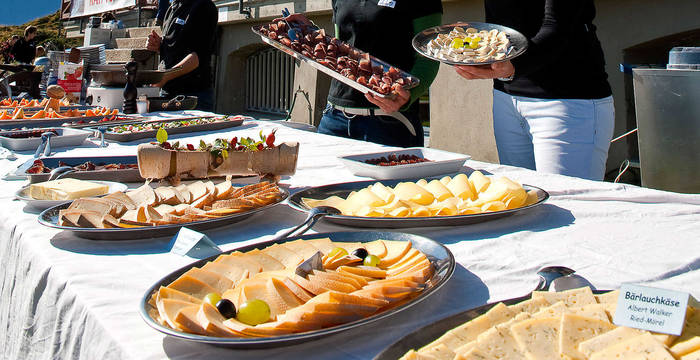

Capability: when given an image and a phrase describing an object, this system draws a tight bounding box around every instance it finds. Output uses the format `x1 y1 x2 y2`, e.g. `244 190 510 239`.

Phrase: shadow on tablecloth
159 264 489 360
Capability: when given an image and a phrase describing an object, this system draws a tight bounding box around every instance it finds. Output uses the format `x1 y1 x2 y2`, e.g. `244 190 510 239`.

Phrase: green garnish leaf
199 139 207 151
156 128 168 144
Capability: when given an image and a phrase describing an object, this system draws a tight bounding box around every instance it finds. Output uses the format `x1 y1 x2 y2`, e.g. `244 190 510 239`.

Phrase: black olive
216 299 236 319
352 248 369 260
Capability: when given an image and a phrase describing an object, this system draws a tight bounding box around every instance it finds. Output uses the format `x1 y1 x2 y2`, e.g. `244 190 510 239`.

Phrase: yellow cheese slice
280 239 321 260
420 343 455 360
157 298 198 330
305 237 335 255
369 182 396 204
261 244 304 268
456 347 494 360
671 307 700 357
577 326 647 358
429 303 514 353
531 287 597 307
681 348 700 360
157 286 202 304
166 274 219 300
394 182 435 205
447 173 476 201
201 261 249 283
424 180 454 202
559 313 616 359
469 171 491 194
173 304 207 335
381 240 412 267
182 268 234 295
510 317 569 360
196 302 238 337
589 333 675 360
508 297 550 315
594 290 619 304
245 249 285 271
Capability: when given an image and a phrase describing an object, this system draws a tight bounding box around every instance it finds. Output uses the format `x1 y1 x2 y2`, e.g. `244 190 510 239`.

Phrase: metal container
632 68 700 193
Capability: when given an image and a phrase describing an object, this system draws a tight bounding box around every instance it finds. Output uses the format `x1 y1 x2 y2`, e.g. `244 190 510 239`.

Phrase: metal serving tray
374 289 611 360
252 25 419 100
288 178 549 228
0 127 92 151
38 188 289 240
0 115 113 130
139 231 455 348
17 155 144 183
96 116 246 142
413 22 528 66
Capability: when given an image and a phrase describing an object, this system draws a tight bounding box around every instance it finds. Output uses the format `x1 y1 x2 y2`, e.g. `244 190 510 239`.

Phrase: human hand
365 86 410 113
146 30 161 52
455 60 514 80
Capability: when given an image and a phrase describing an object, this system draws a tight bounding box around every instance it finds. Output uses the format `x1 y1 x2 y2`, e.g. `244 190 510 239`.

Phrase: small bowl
338 147 470 180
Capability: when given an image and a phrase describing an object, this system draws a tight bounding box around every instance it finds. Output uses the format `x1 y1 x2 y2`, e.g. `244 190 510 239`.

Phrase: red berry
162 142 171 149
257 143 264 151
186 144 195 151
231 137 237 146
236 145 245 151
265 130 276 148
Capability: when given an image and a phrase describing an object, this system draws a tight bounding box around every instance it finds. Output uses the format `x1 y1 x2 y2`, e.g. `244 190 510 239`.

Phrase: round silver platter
412 22 528 66
139 231 455 348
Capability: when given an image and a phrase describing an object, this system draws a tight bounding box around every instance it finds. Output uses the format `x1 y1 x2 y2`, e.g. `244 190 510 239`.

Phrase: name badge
378 0 396 8
613 283 690 336
175 17 186 25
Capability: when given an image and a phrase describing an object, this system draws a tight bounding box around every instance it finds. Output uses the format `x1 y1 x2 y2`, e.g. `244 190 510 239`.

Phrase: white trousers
492 89 615 181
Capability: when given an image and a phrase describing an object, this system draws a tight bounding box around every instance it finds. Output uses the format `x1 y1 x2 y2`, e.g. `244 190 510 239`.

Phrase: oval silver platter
288 179 549 228
374 289 612 360
37 188 289 240
412 22 528 66
139 231 455 348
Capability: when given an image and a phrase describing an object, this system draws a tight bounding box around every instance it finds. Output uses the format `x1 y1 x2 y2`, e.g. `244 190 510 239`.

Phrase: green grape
328 247 348 258
364 254 381 267
204 292 221 307
237 299 271 325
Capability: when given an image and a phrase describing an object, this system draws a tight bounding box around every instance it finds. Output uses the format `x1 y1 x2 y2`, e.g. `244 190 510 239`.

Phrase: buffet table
1 116 699 359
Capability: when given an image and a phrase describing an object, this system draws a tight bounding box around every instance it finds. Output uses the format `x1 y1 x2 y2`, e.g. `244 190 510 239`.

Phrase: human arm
366 10 443 112
153 52 199 88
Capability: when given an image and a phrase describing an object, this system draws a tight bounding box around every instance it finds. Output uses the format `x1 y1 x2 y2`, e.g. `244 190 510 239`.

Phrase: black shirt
160 0 217 94
328 0 443 108
486 0 612 100
11 38 35 64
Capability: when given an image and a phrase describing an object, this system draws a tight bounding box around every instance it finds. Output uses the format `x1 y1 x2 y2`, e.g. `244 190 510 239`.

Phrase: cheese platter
38 181 289 240
288 173 549 228
139 231 455 347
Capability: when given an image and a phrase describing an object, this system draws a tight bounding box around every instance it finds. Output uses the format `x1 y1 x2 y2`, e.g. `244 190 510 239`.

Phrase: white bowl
15 180 129 211
338 147 470 180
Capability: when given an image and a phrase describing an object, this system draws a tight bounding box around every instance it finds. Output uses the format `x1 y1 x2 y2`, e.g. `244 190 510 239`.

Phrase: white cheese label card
613 283 689 335
170 227 221 259
377 0 396 8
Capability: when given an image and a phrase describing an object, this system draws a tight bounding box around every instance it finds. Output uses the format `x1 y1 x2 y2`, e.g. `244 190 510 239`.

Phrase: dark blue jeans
318 102 423 148
156 0 170 21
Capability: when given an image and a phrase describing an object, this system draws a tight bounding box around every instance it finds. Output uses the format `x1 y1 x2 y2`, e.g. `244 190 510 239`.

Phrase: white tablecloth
1 117 699 359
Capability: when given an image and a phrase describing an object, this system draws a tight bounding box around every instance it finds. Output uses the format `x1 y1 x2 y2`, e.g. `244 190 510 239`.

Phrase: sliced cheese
577 326 647 358
558 313 616 359
508 297 550 315
531 287 597 307
681 348 700 360
589 333 675 360
510 317 568 360
671 307 700 357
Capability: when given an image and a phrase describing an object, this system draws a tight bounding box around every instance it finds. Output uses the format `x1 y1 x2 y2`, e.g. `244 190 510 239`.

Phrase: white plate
338 147 470 180
0 128 92 151
15 180 129 210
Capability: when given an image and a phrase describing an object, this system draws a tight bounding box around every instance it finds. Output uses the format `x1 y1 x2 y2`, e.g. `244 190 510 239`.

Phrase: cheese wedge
559 313 616 359
173 304 207 335
365 240 388 258
196 303 238 337
589 333 675 360
282 277 314 302
183 268 234 294
157 286 202 304
681 348 700 360
157 298 197 330
29 178 109 200
201 262 249 283
381 240 412 267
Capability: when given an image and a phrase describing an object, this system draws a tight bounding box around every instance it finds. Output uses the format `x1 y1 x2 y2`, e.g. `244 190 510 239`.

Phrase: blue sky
1 0 59 26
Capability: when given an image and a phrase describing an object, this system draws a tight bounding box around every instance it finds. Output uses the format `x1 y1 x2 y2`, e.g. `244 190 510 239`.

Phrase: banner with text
69 0 137 18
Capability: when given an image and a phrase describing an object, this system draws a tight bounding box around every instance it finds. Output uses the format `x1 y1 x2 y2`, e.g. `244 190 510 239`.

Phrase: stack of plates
77 45 106 65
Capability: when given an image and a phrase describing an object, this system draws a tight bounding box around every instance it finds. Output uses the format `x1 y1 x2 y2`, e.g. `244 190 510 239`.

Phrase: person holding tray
146 0 217 111
454 0 614 181
287 1 443 147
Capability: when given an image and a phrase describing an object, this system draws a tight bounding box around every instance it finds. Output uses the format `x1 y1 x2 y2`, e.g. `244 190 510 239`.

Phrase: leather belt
331 104 417 136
